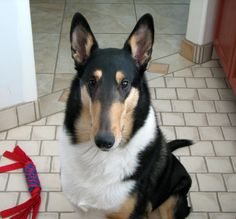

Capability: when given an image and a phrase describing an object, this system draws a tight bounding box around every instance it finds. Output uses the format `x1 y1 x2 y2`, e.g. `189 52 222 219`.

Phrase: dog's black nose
95 132 115 150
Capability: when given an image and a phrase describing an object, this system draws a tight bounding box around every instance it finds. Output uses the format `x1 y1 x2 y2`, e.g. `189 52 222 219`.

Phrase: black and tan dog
60 12 192 219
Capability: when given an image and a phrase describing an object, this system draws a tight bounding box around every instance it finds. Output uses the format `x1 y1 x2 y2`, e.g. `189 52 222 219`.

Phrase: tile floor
1 0 236 219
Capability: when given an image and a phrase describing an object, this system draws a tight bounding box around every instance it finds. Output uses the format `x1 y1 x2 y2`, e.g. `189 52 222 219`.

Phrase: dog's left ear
124 14 154 68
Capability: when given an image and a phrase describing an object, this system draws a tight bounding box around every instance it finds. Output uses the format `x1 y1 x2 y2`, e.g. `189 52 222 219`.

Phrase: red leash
0 146 41 219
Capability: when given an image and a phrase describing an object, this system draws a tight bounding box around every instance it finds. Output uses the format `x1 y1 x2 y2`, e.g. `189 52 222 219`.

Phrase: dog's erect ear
70 12 98 65
124 14 154 68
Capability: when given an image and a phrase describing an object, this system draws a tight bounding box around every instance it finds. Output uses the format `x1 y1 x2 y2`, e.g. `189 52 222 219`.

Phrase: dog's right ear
70 13 98 65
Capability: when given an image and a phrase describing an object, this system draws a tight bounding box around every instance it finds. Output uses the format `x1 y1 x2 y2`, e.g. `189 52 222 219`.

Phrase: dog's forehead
85 48 136 78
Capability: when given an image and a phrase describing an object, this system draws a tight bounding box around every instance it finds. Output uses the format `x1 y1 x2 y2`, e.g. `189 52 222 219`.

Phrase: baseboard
180 39 213 64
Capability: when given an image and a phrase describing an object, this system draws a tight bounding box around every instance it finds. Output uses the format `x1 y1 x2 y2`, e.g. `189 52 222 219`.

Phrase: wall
0 0 37 109
186 0 219 45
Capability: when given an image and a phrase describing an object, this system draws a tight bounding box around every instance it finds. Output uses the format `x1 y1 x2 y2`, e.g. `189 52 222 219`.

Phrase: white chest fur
60 106 157 213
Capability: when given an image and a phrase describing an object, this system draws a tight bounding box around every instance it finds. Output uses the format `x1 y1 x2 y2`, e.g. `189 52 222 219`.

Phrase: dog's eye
121 80 129 89
88 78 97 88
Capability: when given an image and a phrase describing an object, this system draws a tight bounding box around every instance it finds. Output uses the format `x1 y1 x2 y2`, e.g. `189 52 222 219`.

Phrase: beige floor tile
211 67 226 78
197 174 225 191
136 4 189 34
218 89 236 100
51 156 60 173
177 88 199 100
175 126 199 140
157 54 194 73
0 192 19 211
16 140 41 155
171 100 194 112
53 74 75 91
207 113 230 126
222 127 236 140
186 78 206 88
17 102 36 125
47 112 65 125
206 78 227 88
162 112 185 125
190 192 220 212
215 101 236 113
0 140 16 154
56 126 63 140
7 126 32 140
152 34 184 59
7 174 28 191
224 174 236 192
193 100 216 112
148 77 165 87
0 131 7 140
37 213 59 219
32 126 56 140
172 146 190 156
48 192 74 211
173 68 193 77
33 33 60 73
62 3 136 34
200 60 220 68
209 213 236 219
228 113 236 126
189 174 199 192
155 88 177 100
149 88 156 99
213 141 236 156
190 141 215 156
152 100 172 112
31 3 64 33
218 192 236 212
165 77 186 88
180 157 207 173
192 67 212 78
198 127 224 140
0 173 8 191
19 192 47 212
206 157 233 173
198 89 220 100
187 213 208 219
160 126 176 140
28 118 47 126
184 113 208 126
37 74 54 97
60 213 79 219
0 107 18 132
39 174 61 191
32 156 51 172
41 140 59 155
39 91 65 117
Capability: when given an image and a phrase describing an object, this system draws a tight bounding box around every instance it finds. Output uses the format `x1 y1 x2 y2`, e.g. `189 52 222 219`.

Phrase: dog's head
67 13 154 151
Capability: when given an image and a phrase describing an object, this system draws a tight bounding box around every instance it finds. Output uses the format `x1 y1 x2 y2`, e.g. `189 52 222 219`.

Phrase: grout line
51 0 67 93
133 0 138 21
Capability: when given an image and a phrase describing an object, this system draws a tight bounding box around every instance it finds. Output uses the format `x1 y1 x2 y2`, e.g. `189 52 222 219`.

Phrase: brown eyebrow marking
94 69 102 81
116 71 125 84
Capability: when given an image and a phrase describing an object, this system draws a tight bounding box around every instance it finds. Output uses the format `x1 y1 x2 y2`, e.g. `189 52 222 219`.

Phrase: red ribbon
0 146 41 219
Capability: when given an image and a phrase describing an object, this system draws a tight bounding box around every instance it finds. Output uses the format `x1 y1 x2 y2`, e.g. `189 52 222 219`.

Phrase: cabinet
214 0 236 95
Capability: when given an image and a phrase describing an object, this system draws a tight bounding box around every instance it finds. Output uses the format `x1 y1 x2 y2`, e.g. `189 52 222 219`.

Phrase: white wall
0 0 37 109
186 0 219 45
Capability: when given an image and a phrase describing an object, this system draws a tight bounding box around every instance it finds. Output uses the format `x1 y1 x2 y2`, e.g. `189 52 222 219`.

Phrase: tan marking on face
109 88 139 146
116 71 125 84
158 196 178 219
106 195 137 219
94 69 102 81
75 86 101 143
